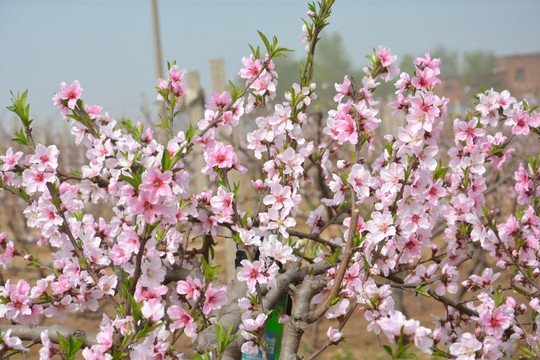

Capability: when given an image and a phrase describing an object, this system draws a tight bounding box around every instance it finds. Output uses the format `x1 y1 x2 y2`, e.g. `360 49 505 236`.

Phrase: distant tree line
272 33 502 106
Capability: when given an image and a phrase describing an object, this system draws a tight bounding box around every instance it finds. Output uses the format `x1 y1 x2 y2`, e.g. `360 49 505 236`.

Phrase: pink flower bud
475 326 484 337
529 298 540 311
336 160 349 170
278 314 289 324
307 10 316 18
506 296 517 308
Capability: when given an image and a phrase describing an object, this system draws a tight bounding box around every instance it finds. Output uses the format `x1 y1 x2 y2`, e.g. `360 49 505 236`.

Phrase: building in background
438 52 540 107
495 52 540 101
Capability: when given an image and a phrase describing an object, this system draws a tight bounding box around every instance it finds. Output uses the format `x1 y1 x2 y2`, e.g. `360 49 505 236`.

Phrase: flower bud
529 298 540 311
336 160 349 170
475 326 484 337
506 296 517 308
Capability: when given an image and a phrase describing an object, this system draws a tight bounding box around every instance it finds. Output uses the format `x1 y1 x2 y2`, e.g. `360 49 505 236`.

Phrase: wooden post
210 59 236 282
210 58 227 94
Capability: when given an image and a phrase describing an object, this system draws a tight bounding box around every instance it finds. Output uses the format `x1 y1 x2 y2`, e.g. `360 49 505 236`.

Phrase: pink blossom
0 237 15 269
0 148 23 171
435 264 459 296
455 118 485 145
411 67 438 91
239 55 263 80
508 111 530 135
85 104 103 119
263 183 294 212
376 46 399 81
22 168 56 194
2 329 28 352
141 298 165 322
334 75 351 102
139 167 173 202
378 310 418 343
479 304 514 338
202 283 228 314
57 80 83 110
260 235 296 264
366 211 396 243
206 91 232 110
259 207 296 238
237 259 267 293
168 305 197 338
332 112 357 145
129 191 170 224
327 326 343 343
176 276 203 301
449 332 482 360
348 164 375 201
205 142 236 169
140 256 166 289
326 298 349 319
96 324 114 351
414 326 433 354
39 329 53 360
306 205 325 233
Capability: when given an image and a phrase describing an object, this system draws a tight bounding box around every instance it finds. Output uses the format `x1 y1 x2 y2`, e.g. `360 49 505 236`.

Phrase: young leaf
257 30 271 55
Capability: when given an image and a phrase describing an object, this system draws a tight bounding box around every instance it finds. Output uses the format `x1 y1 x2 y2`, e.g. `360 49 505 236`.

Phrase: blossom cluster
0 3 539 359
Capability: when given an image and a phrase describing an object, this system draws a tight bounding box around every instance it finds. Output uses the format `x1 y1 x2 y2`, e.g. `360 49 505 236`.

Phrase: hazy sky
1 0 540 124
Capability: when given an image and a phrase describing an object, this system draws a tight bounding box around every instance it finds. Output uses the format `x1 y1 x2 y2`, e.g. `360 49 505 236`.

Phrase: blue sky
1 0 540 123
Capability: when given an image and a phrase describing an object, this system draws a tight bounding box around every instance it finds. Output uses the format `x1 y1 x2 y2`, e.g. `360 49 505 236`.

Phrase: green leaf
214 322 239 355
432 347 450 358
383 345 393 357
232 233 243 247
200 256 222 284
519 346 537 358
57 332 68 350
119 171 142 191
524 153 536 171
257 30 271 55
493 285 504 307
397 353 417 359
128 293 142 322
161 149 171 171
11 137 29 146
230 182 239 198
68 337 85 358
369 293 379 307
414 284 431 298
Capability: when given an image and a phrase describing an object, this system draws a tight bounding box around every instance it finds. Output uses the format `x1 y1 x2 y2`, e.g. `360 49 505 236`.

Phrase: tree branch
314 208 359 319
0 324 98 348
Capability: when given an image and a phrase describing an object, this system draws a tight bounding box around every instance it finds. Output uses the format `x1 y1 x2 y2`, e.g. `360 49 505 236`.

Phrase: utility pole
150 0 167 121
150 0 164 80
